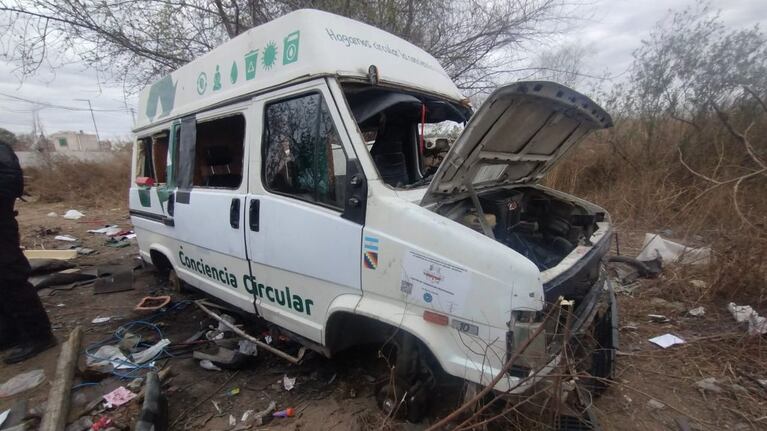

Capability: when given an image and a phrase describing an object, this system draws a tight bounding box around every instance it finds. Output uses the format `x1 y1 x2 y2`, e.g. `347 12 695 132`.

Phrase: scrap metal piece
93 265 135 295
194 299 306 364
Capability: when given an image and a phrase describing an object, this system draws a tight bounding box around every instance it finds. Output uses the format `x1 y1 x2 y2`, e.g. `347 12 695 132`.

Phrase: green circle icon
196 72 208 95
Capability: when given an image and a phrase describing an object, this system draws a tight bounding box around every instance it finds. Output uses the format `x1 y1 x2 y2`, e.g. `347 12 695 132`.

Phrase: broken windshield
341 83 469 188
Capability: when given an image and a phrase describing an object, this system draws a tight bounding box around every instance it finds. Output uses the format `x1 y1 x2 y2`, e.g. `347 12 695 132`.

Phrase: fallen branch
40 326 83 431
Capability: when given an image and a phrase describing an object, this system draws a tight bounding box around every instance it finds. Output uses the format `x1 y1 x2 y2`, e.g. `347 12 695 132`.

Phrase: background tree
0 127 17 149
0 0 571 95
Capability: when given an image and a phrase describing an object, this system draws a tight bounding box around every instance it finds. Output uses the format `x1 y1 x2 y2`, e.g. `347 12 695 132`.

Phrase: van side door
167 102 255 313
244 80 366 343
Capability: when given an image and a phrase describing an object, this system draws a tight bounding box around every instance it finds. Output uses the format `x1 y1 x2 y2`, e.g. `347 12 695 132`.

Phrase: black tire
376 378 409 420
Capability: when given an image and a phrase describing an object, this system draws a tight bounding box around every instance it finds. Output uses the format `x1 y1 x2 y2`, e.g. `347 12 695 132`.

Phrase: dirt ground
2 199 765 430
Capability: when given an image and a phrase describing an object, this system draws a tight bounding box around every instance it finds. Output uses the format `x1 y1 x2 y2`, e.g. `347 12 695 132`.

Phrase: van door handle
230 198 240 229
249 199 260 232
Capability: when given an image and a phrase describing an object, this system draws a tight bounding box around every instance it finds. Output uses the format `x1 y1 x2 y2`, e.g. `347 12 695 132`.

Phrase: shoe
3 334 57 364
0 332 18 351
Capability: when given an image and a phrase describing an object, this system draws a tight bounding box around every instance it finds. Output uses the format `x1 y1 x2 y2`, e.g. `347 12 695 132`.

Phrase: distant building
47 131 108 152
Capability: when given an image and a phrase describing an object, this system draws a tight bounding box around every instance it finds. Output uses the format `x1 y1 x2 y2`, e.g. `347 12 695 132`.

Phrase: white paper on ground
0 409 9 427
62 209 85 220
636 233 710 265
283 375 296 391
649 333 686 348
87 225 119 234
54 235 78 242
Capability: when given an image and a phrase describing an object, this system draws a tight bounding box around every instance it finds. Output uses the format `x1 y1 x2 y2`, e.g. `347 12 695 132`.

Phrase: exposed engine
440 188 604 271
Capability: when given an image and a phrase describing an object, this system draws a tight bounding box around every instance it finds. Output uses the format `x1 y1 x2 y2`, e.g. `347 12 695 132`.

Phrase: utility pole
74 98 101 145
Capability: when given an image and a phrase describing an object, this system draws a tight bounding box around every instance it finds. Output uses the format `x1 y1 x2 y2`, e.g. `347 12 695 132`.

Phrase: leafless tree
618 1 767 230
0 0 571 94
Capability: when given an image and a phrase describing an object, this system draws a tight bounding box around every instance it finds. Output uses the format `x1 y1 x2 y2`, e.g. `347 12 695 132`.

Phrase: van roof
134 9 464 131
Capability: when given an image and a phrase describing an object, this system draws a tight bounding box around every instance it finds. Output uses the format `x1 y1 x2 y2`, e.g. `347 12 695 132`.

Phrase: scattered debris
224 387 240 397
689 279 707 289
238 340 258 356
75 247 96 256
199 360 222 371
727 302 767 335
103 387 137 408
105 237 130 248
24 249 78 260
54 234 78 242
135 295 171 311
695 377 723 393
91 316 112 324
90 416 113 430
40 326 83 431
31 267 98 290
63 209 85 220
93 265 135 295
87 338 168 372
47 211 58 217
688 306 705 317
273 407 295 418
647 399 665 409
0 409 9 428
650 298 686 312
649 334 686 349
648 314 670 323
637 233 710 265
240 401 276 427
135 372 168 431
29 258 76 274
0 369 46 398
282 375 296 391
87 225 121 236
65 416 93 431
193 346 248 369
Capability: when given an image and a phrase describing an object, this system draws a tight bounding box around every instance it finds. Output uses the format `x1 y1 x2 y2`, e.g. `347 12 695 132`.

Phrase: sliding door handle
249 199 260 232
230 198 241 229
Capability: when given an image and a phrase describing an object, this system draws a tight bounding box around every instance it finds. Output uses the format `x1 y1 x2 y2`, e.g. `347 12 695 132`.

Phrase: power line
0 92 133 113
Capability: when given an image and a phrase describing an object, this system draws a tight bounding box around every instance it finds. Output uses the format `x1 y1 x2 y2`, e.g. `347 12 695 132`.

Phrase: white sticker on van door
400 250 470 315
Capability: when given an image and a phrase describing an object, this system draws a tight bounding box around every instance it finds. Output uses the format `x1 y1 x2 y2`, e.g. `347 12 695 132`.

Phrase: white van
130 9 617 419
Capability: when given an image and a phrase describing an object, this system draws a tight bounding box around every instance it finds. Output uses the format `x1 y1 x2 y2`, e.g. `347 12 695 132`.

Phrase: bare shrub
24 150 132 209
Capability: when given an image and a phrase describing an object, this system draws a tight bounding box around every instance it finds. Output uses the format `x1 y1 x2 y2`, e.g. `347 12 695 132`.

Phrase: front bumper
505 271 618 395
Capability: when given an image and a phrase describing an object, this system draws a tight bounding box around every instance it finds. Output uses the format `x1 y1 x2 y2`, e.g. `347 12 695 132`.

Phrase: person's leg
0 201 56 363
0 311 18 351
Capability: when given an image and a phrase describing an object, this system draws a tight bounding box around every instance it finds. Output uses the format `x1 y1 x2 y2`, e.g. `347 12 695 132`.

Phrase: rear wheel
167 268 190 293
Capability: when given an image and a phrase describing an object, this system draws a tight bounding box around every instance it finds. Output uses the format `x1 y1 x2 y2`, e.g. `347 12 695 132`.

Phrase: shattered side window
263 92 347 209
135 137 153 179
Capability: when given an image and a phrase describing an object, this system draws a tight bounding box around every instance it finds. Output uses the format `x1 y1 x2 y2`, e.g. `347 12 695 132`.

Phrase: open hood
421 81 612 205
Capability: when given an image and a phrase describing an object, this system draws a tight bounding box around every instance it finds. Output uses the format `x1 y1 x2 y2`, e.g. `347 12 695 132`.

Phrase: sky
0 0 764 139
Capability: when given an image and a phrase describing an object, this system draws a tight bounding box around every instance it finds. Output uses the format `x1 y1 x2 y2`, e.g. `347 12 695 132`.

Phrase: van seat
204 145 241 188
374 153 408 187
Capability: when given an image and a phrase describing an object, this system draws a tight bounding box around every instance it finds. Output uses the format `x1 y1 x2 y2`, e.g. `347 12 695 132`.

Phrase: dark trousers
0 199 52 342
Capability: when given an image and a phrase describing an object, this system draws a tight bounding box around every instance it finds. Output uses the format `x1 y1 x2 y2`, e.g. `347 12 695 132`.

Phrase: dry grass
24 150 132 210
546 116 767 306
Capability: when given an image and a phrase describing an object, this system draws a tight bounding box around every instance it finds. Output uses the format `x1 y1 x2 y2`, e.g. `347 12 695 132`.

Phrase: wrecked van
130 9 617 419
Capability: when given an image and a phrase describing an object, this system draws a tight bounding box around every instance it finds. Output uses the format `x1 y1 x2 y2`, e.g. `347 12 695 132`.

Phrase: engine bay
437 187 605 271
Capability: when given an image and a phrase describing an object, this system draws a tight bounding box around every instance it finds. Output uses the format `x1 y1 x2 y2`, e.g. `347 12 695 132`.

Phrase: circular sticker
196 72 208 95
423 292 433 303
